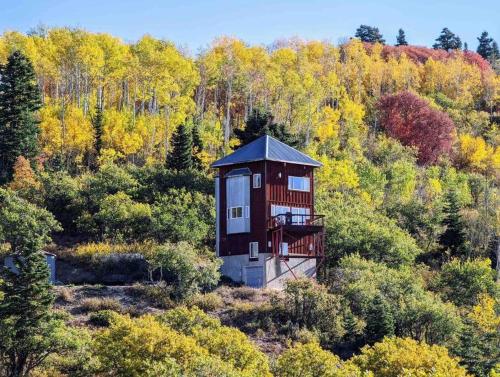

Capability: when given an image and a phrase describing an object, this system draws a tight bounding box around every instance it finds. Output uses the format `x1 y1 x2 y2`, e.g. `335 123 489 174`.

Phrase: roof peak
211 134 322 168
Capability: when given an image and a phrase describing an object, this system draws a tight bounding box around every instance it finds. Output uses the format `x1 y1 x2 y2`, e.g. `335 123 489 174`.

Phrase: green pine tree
395 28 408 46
234 109 299 148
0 188 63 377
0 51 42 183
192 124 204 169
433 27 462 51
365 295 395 344
454 318 499 377
354 25 386 44
92 104 104 158
439 190 468 259
167 124 193 171
476 31 494 59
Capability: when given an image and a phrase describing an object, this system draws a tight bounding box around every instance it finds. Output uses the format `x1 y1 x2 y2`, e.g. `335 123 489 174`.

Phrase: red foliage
378 92 455 165
363 43 492 73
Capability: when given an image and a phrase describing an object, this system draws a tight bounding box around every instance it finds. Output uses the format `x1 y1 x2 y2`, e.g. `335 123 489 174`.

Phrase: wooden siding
218 161 267 257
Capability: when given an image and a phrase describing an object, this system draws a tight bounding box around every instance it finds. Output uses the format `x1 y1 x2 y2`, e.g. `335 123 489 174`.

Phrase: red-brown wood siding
217 159 321 257
218 161 267 257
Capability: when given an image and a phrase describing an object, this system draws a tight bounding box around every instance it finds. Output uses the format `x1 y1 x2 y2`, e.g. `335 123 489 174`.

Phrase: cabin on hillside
211 135 325 288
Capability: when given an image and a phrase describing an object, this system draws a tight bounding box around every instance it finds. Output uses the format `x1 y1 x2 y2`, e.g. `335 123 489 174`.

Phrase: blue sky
0 0 498 52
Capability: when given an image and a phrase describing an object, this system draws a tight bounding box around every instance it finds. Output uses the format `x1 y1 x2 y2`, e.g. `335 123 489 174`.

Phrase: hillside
0 26 499 377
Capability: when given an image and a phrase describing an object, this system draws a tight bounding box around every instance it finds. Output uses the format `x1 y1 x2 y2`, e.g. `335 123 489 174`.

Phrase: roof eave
211 157 322 168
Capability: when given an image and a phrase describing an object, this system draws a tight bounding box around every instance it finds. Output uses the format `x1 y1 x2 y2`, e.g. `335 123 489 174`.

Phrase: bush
321 194 422 267
95 192 152 242
127 283 175 309
274 342 364 377
331 255 462 346
41 171 82 233
80 297 122 313
435 258 497 306
95 312 272 376
275 279 346 347
186 292 224 311
145 242 221 300
159 307 272 376
350 337 470 377
151 188 215 245
88 310 116 327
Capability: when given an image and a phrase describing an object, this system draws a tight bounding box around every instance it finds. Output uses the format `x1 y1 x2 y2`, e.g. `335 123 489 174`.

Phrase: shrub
127 283 175 309
435 258 497 306
71 242 152 263
275 279 346 347
331 255 462 345
151 188 215 245
95 312 271 376
95 192 152 242
80 297 122 313
186 292 224 311
56 287 74 303
159 307 272 376
274 342 364 377
231 286 258 300
88 310 116 327
350 337 470 377
321 194 422 267
145 242 221 300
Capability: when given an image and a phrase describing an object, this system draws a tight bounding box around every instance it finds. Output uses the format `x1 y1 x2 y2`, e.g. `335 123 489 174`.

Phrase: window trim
288 176 311 192
253 173 262 188
249 242 259 259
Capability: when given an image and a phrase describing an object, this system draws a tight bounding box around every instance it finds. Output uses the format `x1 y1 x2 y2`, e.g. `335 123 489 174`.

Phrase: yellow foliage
274 342 369 377
457 134 499 175
9 156 41 192
467 294 500 333
351 337 471 377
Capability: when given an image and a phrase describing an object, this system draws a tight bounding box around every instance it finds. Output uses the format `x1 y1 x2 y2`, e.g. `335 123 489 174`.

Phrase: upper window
288 176 310 192
253 173 261 188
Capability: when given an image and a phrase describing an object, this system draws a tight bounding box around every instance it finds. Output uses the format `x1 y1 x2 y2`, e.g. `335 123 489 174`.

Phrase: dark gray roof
211 135 322 168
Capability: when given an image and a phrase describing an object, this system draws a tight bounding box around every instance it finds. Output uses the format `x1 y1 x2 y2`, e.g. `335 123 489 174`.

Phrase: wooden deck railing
267 213 325 229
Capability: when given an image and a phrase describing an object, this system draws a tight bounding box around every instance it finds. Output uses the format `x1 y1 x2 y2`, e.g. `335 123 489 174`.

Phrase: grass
80 297 122 313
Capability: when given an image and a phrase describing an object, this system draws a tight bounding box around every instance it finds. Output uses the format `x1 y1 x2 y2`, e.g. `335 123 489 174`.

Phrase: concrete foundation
220 253 316 289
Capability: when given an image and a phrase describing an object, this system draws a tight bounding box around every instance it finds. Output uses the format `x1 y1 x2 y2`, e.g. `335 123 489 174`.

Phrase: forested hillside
0 26 499 376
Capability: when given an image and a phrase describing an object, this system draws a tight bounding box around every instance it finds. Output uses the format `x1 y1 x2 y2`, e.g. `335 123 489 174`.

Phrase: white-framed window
249 242 259 259
244 206 250 218
253 173 261 188
288 176 310 192
228 206 243 219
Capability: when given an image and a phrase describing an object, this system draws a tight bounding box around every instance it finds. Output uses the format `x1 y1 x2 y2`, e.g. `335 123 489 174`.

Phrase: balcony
268 213 325 259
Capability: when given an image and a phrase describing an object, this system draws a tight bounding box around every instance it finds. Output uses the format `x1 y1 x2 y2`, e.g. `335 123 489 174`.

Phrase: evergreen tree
0 188 63 377
355 25 385 44
395 28 408 46
167 124 192 171
439 190 468 259
476 31 494 59
365 295 395 344
490 41 499 63
192 124 204 169
463 42 468 51
433 28 462 51
0 51 42 183
234 109 298 148
92 103 104 158
455 318 499 377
